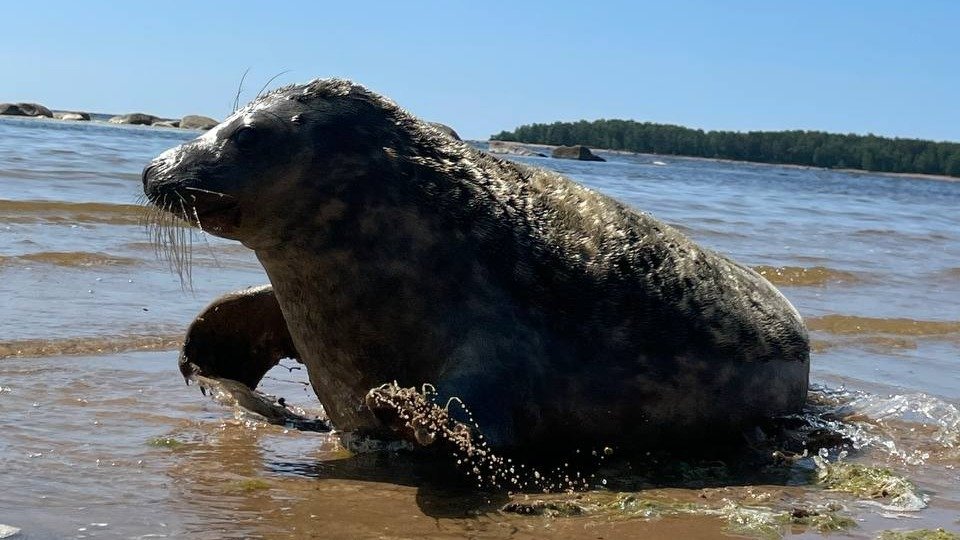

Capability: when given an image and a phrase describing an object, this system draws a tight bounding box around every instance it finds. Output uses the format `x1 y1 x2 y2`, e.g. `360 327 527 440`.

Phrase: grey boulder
488 140 547 157
53 111 91 121
0 102 53 117
551 145 606 162
109 113 160 125
180 115 218 130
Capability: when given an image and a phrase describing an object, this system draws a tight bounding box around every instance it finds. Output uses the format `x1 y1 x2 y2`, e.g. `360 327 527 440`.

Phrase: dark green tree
492 120 960 178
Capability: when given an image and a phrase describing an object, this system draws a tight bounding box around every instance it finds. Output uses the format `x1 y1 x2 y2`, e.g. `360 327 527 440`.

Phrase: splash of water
805 385 960 465
192 374 331 433
366 382 603 493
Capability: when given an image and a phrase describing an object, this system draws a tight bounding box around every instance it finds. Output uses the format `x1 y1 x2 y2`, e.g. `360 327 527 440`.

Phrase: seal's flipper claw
194 375 332 433
179 284 299 390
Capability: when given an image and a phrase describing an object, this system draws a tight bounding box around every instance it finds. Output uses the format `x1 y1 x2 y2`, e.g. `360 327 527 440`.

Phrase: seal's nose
141 162 159 189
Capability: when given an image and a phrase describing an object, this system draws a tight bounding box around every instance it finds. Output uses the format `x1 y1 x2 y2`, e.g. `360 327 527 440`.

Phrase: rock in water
109 113 159 125
0 102 53 117
54 111 91 121
488 140 547 157
552 144 606 161
180 115 219 130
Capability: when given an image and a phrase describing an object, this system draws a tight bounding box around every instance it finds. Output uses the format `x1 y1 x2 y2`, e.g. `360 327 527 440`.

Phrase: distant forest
492 120 960 177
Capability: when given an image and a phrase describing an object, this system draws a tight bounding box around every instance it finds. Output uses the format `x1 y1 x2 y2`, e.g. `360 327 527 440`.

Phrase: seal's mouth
142 153 245 236
183 188 239 217
153 186 241 235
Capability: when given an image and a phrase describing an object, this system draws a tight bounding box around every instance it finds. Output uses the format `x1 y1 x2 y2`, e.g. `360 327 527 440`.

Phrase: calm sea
1 115 958 539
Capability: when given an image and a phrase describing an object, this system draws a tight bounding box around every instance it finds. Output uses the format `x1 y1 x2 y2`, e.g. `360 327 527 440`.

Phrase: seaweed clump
814 456 927 510
501 492 856 538
366 382 594 492
878 529 960 540
147 436 184 449
227 479 271 492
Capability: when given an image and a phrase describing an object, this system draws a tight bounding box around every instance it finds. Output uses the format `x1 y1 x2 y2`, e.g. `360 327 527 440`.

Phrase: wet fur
144 79 810 452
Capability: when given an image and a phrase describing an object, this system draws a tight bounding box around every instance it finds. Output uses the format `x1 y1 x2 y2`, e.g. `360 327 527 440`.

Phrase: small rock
108 113 160 125
180 114 218 130
552 145 606 162
488 140 546 157
0 524 21 538
0 102 53 117
153 120 180 128
54 111 91 121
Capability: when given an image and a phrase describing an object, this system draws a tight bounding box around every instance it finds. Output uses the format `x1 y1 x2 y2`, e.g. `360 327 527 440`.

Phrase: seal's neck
249 146 524 432
253 194 466 433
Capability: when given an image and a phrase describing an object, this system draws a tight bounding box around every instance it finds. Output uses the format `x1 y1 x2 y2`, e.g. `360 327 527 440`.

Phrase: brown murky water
1 116 959 538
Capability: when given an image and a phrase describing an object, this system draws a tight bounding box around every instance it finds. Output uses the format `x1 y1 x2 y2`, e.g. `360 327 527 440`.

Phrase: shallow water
1 116 959 538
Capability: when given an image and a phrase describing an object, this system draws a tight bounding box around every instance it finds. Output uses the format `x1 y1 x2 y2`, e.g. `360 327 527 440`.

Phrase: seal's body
144 79 809 451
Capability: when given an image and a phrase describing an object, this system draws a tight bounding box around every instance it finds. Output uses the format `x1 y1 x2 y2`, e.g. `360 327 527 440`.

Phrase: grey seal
143 78 809 452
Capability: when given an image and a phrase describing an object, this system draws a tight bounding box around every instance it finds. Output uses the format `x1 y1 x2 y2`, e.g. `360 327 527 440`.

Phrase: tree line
491 120 960 177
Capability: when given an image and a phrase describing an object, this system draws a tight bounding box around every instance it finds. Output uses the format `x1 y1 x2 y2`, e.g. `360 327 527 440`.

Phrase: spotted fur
144 78 810 452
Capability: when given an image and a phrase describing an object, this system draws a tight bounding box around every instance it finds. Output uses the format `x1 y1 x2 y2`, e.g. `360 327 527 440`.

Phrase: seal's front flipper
179 285 331 431
365 383 477 450
180 284 299 390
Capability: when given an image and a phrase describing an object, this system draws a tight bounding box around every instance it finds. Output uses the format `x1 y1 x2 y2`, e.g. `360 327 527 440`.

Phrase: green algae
227 479 271 492
788 506 857 533
878 529 960 540
716 502 856 539
501 492 856 538
814 457 926 510
714 502 789 539
146 436 184 449
613 493 701 518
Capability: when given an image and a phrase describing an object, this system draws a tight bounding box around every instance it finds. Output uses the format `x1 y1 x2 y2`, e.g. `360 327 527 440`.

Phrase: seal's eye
233 126 259 149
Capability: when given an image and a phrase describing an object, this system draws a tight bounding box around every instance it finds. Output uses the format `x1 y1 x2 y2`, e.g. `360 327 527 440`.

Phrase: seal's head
142 78 450 249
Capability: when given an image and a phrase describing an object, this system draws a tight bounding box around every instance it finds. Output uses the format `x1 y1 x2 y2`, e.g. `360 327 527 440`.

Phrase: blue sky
2 1 958 141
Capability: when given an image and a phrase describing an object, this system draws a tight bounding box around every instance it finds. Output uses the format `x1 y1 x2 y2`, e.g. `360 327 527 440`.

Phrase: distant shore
4 112 957 183
487 140 960 184
0 112 209 132
493 119 960 181
0 102 217 130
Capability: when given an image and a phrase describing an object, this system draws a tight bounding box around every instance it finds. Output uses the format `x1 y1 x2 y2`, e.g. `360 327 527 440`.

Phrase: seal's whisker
174 193 193 223
142 193 195 290
233 68 250 113
182 186 237 199
188 205 204 232
173 197 195 288
257 70 292 99
187 201 223 270
170 191 224 274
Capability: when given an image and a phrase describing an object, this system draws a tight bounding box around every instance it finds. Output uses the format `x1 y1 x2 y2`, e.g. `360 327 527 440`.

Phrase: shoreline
486 140 960 183
0 113 202 132
4 113 958 182
0 109 213 131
